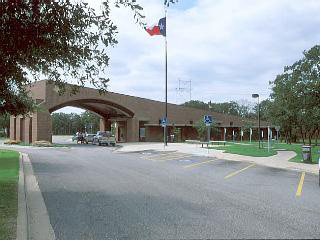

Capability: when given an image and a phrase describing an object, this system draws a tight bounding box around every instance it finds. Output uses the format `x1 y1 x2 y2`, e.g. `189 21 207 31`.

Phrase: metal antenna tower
176 78 192 102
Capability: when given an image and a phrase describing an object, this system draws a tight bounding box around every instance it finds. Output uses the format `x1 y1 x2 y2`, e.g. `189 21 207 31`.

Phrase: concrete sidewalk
116 142 319 175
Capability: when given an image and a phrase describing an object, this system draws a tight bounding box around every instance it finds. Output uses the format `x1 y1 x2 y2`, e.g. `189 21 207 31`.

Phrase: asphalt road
19 143 320 239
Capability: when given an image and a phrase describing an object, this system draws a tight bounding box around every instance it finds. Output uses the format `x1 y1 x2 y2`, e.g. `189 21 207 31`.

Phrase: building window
230 121 233 126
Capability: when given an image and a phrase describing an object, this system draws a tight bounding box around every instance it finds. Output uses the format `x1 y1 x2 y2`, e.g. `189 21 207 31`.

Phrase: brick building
10 80 275 143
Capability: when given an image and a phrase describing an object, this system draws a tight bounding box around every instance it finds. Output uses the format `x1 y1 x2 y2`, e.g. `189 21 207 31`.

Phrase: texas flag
146 17 166 37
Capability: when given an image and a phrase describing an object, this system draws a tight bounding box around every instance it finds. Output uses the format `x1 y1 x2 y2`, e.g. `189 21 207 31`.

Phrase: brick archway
10 81 140 143
48 98 136 143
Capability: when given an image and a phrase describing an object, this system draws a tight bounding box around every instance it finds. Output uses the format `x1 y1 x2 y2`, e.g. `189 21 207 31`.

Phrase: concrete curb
111 144 123 152
18 153 56 240
16 153 28 240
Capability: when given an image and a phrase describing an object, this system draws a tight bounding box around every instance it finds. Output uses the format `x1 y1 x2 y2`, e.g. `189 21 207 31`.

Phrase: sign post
250 128 252 144
204 115 213 155
224 128 226 142
161 117 168 147
203 115 213 142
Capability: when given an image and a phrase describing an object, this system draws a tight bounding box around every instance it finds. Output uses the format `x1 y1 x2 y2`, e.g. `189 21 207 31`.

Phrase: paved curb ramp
17 153 56 240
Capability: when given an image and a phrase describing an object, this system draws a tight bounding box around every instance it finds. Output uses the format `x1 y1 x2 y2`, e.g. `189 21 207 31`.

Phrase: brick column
16 117 21 142
9 116 16 141
20 117 25 143
126 118 139 142
23 117 31 144
115 122 119 141
99 118 111 132
32 110 52 143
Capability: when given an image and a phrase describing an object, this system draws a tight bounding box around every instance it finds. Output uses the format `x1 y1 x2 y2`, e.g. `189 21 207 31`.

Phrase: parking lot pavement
19 147 320 239
117 142 319 174
132 150 320 201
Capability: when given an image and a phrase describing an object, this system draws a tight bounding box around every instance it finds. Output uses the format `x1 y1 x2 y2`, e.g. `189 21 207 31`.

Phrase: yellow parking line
184 159 216 168
296 172 305 197
224 163 256 179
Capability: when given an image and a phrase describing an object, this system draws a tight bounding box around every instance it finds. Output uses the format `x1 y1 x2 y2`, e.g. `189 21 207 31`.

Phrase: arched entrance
48 99 135 143
10 81 140 143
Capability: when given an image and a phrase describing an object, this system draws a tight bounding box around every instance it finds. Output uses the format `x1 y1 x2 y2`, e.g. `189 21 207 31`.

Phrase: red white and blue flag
146 17 166 37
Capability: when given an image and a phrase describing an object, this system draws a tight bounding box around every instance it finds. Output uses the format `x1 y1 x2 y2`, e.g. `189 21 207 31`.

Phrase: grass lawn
0 150 19 240
209 142 277 157
209 141 320 164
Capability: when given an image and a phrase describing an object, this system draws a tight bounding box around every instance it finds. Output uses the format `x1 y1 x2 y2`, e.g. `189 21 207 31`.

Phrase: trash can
302 145 312 163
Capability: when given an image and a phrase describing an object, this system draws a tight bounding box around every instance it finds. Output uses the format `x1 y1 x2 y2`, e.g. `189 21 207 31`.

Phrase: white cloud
57 0 320 113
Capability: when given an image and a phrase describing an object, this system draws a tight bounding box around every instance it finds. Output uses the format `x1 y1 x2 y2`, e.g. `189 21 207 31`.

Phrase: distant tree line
52 111 100 135
182 100 269 120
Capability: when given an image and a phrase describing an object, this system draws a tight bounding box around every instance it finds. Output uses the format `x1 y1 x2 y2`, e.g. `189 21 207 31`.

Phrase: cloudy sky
58 0 320 113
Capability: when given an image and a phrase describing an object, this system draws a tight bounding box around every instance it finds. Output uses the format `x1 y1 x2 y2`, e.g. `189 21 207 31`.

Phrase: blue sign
161 117 168 127
203 115 213 125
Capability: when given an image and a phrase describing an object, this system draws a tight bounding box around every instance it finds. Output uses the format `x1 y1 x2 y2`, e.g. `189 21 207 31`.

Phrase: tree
194 119 207 141
0 113 10 137
182 100 208 110
252 99 272 121
183 100 254 118
0 0 147 116
193 119 219 141
268 45 320 145
80 111 100 133
52 111 100 135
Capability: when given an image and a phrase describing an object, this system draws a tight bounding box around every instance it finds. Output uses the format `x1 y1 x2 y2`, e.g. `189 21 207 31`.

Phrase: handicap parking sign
161 117 168 127
203 115 213 125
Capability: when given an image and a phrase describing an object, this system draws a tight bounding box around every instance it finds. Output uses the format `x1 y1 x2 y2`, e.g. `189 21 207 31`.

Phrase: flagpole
164 8 168 146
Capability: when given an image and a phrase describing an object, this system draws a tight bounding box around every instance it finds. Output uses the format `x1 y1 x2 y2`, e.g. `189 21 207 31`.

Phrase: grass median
0 150 19 240
208 141 320 164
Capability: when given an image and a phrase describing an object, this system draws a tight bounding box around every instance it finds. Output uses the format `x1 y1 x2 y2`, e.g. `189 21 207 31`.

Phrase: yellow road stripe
184 159 216 168
296 172 305 197
224 164 256 179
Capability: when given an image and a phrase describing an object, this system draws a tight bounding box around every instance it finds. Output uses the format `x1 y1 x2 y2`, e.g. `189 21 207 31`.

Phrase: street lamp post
252 94 261 149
